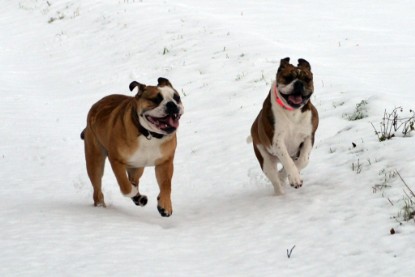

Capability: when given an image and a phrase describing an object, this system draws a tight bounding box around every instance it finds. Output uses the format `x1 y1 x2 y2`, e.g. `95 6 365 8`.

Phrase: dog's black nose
293 80 304 94
166 101 179 115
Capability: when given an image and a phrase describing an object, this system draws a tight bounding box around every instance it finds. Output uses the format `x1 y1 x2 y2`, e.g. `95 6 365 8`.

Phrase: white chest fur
271 99 313 157
127 136 165 167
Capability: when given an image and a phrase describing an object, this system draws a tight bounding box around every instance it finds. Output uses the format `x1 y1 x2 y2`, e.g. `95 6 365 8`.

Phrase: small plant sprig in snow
372 169 397 193
396 171 415 222
286 245 296 258
162 47 169 55
373 169 415 223
370 107 415 141
344 100 368 121
351 159 363 174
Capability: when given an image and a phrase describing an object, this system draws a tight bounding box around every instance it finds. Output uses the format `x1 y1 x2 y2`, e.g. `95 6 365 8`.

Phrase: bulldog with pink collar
250 57 319 195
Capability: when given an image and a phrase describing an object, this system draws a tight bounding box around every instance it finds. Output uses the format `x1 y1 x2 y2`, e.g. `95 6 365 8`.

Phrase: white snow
1 0 415 276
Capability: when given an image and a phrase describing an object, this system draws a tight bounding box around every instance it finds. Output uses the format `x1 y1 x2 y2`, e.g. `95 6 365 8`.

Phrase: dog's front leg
127 167 148 207
269 140 302 189
278 137 312 188
155 160 174 217
109 158 139 198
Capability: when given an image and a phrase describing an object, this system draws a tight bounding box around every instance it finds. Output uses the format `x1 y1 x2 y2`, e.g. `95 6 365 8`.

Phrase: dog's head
276 57 314 109
129 77 184 135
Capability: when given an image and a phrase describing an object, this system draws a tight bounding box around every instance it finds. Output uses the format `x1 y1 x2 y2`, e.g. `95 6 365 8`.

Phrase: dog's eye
173 93 181 103
302 76 312 83
151 94 163 105
284 75 294 83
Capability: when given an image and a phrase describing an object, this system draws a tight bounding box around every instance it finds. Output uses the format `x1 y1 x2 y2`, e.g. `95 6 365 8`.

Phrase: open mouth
288 95 303 106
146 113 181 133
280 93 309 109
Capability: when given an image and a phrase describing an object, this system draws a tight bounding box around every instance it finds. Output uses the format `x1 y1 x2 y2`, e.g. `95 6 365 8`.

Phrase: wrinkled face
276 58 314 109
135 81 184 135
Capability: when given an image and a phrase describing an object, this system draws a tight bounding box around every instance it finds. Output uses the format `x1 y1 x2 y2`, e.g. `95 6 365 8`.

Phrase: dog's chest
272 109 313 156
127 136 164 167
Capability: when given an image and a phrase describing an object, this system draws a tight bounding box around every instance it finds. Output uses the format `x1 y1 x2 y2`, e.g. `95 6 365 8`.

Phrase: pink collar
273 83 294 111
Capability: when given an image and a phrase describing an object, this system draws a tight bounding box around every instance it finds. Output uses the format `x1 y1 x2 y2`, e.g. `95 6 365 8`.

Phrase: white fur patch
123 184 139 198
127 136 165 168
277 80 296 95
159 86 176 98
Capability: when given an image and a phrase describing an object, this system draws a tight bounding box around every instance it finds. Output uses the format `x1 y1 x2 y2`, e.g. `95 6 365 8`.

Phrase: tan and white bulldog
250 58 319 195
81 77 183 217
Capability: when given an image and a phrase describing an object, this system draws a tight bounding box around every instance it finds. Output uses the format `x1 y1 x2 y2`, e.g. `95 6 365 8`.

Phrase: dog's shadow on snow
35 197 178 229
55 166 325 229
177 165 327 223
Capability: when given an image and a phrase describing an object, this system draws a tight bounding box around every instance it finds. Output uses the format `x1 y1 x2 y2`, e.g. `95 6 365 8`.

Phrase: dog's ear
298 58 311 70
278 57 291 73
157 77 172 87
129 81 146 98
280 57 290 67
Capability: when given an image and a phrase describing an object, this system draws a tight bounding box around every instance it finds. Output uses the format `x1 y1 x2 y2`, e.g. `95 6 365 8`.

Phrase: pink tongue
168 116 179 128
288 95 303 105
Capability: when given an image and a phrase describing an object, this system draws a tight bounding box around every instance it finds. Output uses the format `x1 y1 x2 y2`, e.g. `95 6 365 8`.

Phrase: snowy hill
1 1 415 276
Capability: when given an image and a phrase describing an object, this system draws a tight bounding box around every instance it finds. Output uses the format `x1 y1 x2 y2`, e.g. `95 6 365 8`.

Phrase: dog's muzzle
281 81 312 108
145 102 182 134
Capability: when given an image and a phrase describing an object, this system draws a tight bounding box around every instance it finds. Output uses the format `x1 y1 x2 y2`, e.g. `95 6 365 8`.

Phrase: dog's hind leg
84 129 107 207
255 144 285 195
264 158 285 195
127 168 148 207
278 168 288 186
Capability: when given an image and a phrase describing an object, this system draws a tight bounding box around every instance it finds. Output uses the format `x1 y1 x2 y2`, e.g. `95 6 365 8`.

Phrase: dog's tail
80 129 85 140
246 135 253 144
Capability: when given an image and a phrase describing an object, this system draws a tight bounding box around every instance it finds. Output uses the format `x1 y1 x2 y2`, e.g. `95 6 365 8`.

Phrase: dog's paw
157 196 172 217
288 172 303 189
94 201 107 208
290 181 303 189
131 194 148 207
157 205 172 217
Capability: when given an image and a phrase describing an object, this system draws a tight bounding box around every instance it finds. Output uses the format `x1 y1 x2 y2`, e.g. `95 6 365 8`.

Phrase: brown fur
251 93 274 168
305 102 319 145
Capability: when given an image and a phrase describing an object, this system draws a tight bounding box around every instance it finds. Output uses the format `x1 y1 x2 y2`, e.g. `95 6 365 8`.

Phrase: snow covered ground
1 0 415 276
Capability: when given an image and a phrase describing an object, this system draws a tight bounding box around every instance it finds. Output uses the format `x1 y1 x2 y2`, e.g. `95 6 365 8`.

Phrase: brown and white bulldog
80 77 183 217
250 58 319 195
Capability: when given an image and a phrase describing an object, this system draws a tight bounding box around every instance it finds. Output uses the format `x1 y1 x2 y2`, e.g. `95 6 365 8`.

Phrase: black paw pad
157 205 172 217
132 195 148 207
291 184 302 189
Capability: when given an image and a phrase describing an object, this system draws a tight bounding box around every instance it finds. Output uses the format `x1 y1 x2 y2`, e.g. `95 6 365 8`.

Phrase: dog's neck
273 82 294 111
131 107 164 140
